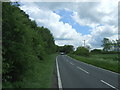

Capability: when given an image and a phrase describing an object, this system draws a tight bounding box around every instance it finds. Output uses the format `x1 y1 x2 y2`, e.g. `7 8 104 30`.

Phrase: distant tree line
57 38 120 57
2 2 56 83
56 45 74 54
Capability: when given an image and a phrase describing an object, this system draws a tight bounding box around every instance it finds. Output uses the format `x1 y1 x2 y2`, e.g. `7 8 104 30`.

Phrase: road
56 55 119 89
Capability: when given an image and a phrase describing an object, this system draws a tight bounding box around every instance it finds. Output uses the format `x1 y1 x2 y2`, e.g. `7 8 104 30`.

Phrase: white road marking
101 80 117 89
70 62 74 65
67 56 119 75
56 56 62 89
77 66 89 74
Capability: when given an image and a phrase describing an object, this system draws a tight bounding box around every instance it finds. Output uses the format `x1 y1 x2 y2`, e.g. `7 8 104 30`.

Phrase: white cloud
20 3 85 48
72 11 99 28
88 25 118 49
72 1 118 28
19 1 118 49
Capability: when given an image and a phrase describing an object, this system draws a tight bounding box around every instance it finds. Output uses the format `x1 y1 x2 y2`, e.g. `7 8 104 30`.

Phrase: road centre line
100 80 117 90
69 62 74 65
77 66 89 74
67 56 119 75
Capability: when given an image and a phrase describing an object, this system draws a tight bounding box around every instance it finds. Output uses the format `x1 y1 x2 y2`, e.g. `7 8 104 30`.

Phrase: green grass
68 54 120 73
3 53 57 88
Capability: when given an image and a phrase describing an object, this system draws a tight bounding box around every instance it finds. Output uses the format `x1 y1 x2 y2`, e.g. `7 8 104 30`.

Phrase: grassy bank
3 54 57 88
68 54 119 73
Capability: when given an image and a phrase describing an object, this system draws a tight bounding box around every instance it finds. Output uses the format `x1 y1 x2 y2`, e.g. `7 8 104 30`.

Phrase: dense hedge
2 2 56 82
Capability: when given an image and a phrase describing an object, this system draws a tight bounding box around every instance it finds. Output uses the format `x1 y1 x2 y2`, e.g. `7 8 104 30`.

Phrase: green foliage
101 38 112 51
101 51 120 54
91 49 102 54
112 39 120 52
75 46 90 56
101 38 120 53
57 45 74 54
3 54 57 88
69 54 119 73
2 2 56 85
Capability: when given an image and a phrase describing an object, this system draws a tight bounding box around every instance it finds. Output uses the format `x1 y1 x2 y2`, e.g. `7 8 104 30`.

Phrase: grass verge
68 54 120 74
3 53 57 88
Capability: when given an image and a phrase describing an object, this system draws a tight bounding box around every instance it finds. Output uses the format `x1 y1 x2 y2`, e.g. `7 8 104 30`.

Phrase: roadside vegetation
59 38 120 74
69 54 119 73
2 2 57 88
3 54 57 88
2 2 120 89
67 38 120 73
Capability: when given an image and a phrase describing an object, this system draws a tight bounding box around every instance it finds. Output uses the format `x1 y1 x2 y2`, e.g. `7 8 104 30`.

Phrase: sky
11 0 119 49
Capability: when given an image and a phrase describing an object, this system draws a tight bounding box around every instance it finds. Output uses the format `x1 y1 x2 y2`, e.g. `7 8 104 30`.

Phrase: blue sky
54 9 91 35
19 1 118 49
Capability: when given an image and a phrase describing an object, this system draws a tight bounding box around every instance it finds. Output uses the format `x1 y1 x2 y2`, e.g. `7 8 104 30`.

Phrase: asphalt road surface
56 55 119 89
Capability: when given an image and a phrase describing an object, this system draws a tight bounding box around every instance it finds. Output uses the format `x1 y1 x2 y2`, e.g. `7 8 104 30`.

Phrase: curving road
56 55 119 89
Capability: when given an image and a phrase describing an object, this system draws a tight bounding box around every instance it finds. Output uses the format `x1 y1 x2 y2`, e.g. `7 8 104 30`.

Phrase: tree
91 49 102 54
57 45 74 54
116 39 120 52
64 45 74 54
101 38 112 51
2 2 56 83
75 46 90 56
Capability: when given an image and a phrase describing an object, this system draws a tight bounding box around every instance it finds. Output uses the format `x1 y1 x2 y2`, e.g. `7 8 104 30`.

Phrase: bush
2 2 56 83
57 45 74 54
75 46 90 56
91 49 102 54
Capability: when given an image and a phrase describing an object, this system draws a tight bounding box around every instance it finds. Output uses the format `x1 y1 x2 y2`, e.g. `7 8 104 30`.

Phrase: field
69 54 119 73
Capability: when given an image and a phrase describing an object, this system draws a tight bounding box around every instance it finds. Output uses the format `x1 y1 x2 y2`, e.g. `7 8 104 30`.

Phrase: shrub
75 46 90 56
91 49 102 54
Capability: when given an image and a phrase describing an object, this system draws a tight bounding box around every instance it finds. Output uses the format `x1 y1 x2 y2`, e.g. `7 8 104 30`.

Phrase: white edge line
67 55 119 75
100 80 117 89
77 66 89 74
56 56 63 89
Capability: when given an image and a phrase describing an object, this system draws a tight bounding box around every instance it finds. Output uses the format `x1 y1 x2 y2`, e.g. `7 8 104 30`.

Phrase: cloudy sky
12 0 119 49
